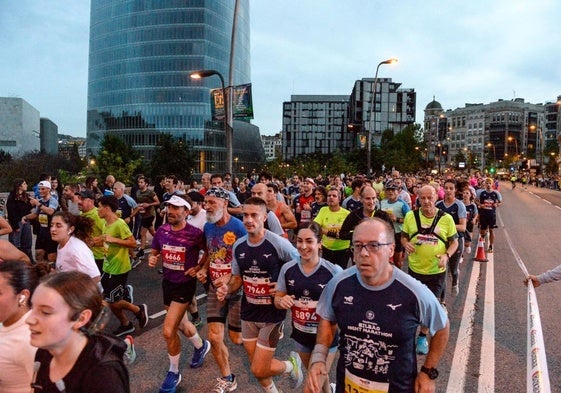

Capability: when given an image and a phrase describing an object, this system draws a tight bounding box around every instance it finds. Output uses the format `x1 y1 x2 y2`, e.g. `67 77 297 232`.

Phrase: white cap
165 195 191 210
38 181 51 189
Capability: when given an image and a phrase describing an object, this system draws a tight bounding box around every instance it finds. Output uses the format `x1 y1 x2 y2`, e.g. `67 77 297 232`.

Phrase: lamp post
487 142 496 162
367 57 398 176
190 69 233 174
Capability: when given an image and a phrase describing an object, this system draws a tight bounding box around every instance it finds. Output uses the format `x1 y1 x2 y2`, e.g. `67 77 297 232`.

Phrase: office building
87 0 264 175
282 95 350 160
424 98 546 171
0 97 40 156
348 78 416 146
40 118 59 155
261 133 282 161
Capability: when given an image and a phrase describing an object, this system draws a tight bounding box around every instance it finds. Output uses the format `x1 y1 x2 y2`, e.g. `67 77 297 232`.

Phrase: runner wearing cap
195 186 247 392
148 194 210 393
23 180 59 262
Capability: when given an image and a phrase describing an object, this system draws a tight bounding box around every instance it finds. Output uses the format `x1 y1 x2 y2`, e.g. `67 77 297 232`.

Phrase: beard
206 208 224 224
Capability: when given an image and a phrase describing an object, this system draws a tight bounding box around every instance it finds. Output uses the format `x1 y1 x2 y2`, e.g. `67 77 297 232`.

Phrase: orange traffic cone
474 236 488 262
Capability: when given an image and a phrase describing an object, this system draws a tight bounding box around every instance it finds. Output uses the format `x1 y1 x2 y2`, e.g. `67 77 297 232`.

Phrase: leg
208 322 231 377
163 301 190 356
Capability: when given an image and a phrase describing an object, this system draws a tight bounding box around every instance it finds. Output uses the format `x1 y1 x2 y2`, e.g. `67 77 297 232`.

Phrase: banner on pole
210 83 254 121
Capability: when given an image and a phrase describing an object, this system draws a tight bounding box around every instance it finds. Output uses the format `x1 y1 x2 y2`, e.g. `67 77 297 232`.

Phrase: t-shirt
117 194 137 220
380 198 410 233
313 206 350 251
34 197 59 241
402 210 458 275
276 258 342 348
232 230 299 323
0 311 36 393
204 216 247 285
136 188 156 217
436 199 467 237
56 236 100 278
188 209 207 231
152 222 205 283
81 208 106 260
317 267 448 393
478 190 502 215
102 218 133 275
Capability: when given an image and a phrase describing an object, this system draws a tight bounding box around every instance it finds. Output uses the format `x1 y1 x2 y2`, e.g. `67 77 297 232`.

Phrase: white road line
446 258 481 392
479 250 495 392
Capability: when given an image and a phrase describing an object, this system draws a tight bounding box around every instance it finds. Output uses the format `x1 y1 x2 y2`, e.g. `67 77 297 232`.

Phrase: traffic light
489 167 496 174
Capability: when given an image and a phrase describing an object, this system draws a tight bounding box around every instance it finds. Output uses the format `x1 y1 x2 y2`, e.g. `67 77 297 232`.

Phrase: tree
149 133 196 181
93 134 144 185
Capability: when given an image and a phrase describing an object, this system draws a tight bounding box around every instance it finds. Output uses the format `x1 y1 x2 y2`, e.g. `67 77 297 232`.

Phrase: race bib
416 233 438 246
210 261 232 282
242 275 272 305
292 299 319 333
38 213 49 227
344 368 388 393
162 244 186 271
301 209 311 222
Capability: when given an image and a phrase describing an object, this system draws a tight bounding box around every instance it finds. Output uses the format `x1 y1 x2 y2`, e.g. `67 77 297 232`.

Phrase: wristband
310 343 329 365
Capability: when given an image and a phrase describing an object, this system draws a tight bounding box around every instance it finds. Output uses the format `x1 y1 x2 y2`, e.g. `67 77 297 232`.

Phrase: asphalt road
107 181 561 392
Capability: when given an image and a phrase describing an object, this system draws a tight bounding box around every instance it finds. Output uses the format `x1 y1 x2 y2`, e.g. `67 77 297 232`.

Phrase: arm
415 320 450 393
216 274 242 301
105 234 137 249
0 217 13 236
0 240 31 264
281 204 297 230
304 318 338 393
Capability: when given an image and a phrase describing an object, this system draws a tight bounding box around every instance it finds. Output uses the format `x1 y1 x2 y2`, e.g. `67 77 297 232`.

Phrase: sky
1 0 560 137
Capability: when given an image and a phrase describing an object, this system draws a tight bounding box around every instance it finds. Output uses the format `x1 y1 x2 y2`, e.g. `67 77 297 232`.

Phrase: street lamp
487 142 496 162
367 57 398 176
190 69 233 174
507 136 519 157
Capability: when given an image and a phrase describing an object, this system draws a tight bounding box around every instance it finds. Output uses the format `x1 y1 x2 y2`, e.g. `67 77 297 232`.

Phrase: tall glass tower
87 0 264 176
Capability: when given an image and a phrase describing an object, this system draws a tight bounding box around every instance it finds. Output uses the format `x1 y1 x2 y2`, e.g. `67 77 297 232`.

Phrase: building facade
348 78 416 146
261 133 282 161
87 0 264 176
0 97 41 156
40 118 59 155
424 98 546 171
282 95 350 160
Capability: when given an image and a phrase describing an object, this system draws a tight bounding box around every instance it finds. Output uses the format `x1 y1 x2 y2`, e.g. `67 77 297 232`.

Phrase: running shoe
135 304 149 328
159 371 181 393
123 335 136 365
192 316 203 328
452 284 459 296
416 336 429 355
212 375 237 392
131 255 144 269
190 339 211 368
288 351 303 389
113 322 135 337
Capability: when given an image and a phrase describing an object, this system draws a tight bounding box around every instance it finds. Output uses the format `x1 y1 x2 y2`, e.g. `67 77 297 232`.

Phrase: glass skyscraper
87 0 264 176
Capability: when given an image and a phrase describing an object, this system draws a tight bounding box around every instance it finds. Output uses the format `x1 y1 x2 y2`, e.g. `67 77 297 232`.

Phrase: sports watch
420 366 439 379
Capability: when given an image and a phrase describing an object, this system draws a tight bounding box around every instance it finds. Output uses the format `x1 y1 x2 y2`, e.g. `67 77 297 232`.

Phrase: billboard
210 83 254 121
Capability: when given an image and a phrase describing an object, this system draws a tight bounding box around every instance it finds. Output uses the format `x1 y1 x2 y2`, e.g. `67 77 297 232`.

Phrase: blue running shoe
190 339 211 368
159 371 181 393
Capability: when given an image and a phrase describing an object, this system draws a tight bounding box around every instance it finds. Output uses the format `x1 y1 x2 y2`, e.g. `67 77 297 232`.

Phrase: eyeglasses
351 242 393 253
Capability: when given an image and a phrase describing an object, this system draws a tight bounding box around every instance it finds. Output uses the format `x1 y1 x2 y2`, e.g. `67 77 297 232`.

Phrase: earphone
19 295 26 303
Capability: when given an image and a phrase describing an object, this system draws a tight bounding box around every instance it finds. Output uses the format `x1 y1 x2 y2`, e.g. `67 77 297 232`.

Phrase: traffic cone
474 236 488 262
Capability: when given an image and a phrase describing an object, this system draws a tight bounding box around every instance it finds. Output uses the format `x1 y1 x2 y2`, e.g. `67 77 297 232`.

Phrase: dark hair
0 261 51 304
297 221 323 243
210 173 223 182
259 171 273 181
165 174 178 184
39 271 103 329
314 185 328 200
98 195 119 212
11 178 29 202
351 178 364 190
243 196 267 210
53 211 93 243
266 182 279 194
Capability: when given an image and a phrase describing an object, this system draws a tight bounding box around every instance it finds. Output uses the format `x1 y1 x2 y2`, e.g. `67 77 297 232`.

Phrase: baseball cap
187 191 204 203
384 181 398 190
79 189 96 199
205 186 230 200
165 195 191 209
38 181 51 189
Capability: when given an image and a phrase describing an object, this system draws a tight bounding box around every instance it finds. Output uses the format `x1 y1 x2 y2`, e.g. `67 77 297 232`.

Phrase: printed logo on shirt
344 295 354 305
386 304 402 310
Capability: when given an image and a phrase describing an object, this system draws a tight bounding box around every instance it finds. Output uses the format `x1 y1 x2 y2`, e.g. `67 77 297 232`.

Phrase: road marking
446 257 481 392
479 249 495 392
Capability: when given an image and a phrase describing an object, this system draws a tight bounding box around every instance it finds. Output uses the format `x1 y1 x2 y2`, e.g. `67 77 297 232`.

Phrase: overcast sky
1 1 560 137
